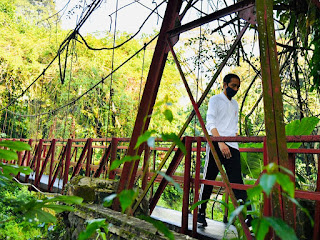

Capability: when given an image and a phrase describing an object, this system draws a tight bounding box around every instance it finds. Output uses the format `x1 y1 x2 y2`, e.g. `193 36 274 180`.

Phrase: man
197 73 249 227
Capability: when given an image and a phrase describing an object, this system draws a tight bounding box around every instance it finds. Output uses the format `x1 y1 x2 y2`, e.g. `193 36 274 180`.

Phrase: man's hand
218 142 232 159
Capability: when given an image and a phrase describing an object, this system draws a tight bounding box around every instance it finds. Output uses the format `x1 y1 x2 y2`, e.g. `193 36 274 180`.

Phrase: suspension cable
106 0 119 138
5 34 159 119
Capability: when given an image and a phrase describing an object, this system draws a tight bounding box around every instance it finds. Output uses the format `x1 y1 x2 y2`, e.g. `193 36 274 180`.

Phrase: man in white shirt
197 73 249 227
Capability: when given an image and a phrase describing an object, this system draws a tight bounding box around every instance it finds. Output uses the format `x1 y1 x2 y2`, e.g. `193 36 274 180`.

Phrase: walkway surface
18 173 63 192
151 206 238 240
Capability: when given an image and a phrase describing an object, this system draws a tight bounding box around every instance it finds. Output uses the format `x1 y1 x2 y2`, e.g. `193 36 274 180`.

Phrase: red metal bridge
6 135 320 239
2 0 320 239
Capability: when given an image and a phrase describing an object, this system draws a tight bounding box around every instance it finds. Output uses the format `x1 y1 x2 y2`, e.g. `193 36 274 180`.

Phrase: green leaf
138 215 175 240
78 219 108 240
285 117 320 148
264 163 277 173
240 144 263 179
226 205 245 229
0 164 33 180
0 140 31 151
259 173 277 196
42 204 74 213
278 165 294 177
163 109 173 122
161 133 186 155
157 171 182 193
110 155 140 171
247 185 263 200
25 208 57 223
118 189 138 213
103 194 117 207
296 172 306 183
190 199 209 211
0 149 18 160
275 172 294 198
252 218 270 240
45 195 83 205
264 217 298 240
190 198 228 212
135 130 157 149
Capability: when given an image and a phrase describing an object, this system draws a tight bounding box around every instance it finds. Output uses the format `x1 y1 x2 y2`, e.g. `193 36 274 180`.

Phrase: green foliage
110 155 140 171
158 171 182 194
118 189 139 213
78 219 109 240
0 140 32 186
191 163 304 240
138 215 175 240
285 116 319 148
0 140 83 239
240 116 319 179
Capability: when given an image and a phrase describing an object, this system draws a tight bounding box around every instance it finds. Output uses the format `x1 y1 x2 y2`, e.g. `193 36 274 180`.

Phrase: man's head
223 74 240 99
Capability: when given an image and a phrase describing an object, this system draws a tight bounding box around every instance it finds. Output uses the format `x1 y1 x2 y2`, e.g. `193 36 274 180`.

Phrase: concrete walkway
151 206 238 240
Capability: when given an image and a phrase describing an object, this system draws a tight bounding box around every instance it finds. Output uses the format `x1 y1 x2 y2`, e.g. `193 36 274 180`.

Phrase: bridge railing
168 136 320 239
1 135 319 239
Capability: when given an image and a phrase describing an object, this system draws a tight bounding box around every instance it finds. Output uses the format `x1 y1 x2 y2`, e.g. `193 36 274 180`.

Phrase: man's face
224 78 240 92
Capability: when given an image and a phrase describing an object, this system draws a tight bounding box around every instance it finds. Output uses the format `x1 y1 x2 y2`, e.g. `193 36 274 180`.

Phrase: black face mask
226 86 237 99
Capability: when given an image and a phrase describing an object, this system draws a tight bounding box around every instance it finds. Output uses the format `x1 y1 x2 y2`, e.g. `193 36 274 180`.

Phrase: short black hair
223 74 240 84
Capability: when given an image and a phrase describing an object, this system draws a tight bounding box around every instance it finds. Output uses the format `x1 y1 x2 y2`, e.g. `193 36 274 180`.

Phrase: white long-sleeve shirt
206 92 239 149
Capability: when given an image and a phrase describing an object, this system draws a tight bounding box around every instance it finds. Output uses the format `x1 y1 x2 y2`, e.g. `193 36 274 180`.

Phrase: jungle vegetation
0 0 319 239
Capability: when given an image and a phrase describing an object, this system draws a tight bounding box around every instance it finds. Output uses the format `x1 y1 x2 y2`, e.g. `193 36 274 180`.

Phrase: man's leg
223 148 247 201
223 147 252 226
198 143 220 226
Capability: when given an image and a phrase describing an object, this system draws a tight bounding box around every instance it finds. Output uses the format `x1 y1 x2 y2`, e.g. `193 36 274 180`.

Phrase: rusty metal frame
71 138 91 177
168 0 254 37
116 0 183 210
34 139 56 187
256 0 295 231
132 12 250 214
94 143 112 178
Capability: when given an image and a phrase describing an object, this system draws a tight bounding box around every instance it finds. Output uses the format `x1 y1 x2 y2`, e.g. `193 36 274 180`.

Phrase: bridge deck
18 173 63 193
151 206 238 240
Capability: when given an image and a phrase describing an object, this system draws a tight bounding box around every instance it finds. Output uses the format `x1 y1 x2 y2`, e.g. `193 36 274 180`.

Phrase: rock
65 176 118 204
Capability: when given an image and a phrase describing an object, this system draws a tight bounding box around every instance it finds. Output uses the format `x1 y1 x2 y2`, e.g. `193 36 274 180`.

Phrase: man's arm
211 128 232 159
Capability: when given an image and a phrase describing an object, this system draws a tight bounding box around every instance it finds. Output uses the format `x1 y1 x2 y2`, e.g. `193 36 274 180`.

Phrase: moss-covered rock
65 176 118 203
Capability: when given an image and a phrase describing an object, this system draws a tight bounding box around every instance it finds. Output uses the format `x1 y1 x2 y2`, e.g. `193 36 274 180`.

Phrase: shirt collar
220 92 231 102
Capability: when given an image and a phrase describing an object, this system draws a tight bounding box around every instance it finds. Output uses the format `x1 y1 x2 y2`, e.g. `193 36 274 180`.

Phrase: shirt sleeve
206 96 218 134
235 101 239 134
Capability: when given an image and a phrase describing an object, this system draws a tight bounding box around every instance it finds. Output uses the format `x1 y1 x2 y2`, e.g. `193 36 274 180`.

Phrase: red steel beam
63 139 73 189
256 0 295 229
116 0 183 205
48 139 56 190
181 137 192 234
142 144 150 191
71 139 90 177
149 144 185 213
168 0 254 37
85 138 93 177
48 145 67 192
313 152 320 240
35 139 55 187
109 138 119 179
192 138 201 238
94 143 112 178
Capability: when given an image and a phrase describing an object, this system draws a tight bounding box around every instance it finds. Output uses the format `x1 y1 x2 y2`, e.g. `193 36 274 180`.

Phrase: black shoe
197 213 208 227
245 215 253 227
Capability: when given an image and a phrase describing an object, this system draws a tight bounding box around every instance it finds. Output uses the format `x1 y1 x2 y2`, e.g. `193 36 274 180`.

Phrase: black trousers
199 142 247 214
